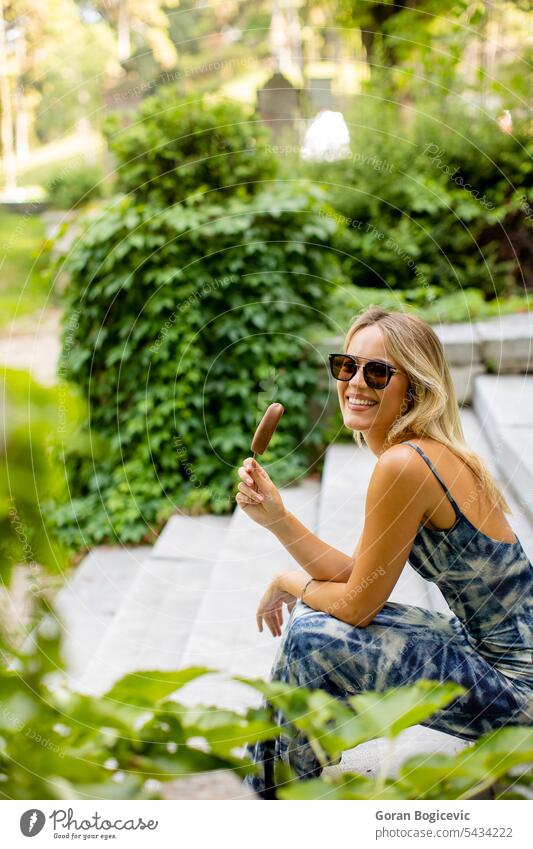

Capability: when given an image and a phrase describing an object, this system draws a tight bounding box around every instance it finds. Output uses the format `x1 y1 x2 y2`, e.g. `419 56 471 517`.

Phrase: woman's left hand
256 576 297 637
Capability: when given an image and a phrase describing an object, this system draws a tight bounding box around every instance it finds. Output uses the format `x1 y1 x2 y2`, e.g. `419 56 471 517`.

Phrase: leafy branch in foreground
1 610 531 800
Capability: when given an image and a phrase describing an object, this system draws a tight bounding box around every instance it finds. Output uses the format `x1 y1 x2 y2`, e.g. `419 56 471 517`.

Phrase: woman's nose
348 367 368 388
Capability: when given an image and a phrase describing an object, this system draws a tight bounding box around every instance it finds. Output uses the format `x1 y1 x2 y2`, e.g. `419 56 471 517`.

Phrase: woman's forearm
276 571 362 626
270 510 355 581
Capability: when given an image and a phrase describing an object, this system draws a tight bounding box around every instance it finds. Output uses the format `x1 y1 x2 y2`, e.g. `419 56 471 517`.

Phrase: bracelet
301 577 315 601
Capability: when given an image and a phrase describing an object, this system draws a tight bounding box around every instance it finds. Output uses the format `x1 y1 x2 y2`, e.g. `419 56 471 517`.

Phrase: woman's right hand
235 457 287 529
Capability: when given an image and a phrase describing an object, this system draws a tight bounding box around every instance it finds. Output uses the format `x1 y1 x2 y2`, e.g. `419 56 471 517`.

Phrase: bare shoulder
377 441 429 480
366 443 429 509
371 441 435 508
364 442 430 534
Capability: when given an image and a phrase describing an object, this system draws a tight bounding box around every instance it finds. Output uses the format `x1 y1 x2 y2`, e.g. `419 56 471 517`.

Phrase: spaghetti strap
401 441 462 518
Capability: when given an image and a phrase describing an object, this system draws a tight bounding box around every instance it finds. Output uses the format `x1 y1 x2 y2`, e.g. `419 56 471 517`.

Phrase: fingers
269 605 283 637
238 464 255 488
265 611 281 637
236 493 261 513
257 604 282 637
244 458 268 483
236 481 264 503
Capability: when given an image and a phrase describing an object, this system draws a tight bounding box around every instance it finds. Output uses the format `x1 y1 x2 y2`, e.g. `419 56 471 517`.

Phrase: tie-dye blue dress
243 440 533 795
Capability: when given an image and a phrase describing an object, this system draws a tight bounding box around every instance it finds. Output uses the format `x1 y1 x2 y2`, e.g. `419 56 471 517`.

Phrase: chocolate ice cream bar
251 403 284 454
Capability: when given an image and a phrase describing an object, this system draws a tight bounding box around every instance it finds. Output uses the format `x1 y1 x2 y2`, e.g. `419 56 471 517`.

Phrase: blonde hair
343 306 512 515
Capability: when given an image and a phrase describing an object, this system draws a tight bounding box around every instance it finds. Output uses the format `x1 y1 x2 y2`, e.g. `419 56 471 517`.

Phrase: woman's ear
403 385 415 413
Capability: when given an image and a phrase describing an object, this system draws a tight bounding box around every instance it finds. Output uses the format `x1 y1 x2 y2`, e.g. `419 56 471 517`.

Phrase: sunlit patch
497 110 513 135
300 110 351 162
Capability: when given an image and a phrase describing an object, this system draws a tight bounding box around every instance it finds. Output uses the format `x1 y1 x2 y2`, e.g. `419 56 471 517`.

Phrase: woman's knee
284 608 326 659
285 606 364 666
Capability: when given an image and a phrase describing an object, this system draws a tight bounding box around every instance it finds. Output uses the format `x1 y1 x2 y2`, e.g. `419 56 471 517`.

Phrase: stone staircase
55 373 533 782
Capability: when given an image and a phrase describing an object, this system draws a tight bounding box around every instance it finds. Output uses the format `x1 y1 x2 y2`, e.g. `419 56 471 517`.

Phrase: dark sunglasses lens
330 355 354 380
365 361 390 388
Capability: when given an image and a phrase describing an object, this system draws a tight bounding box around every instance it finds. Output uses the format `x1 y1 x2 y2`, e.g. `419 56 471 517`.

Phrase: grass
0 212 51 330
16 129 104 189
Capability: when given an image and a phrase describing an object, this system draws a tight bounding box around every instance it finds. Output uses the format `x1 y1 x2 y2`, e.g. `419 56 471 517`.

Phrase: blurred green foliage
45 164 106 210
0 369 82 585
299 105 533 308
0 214 50 330
103 93 278 207
2 613 532 800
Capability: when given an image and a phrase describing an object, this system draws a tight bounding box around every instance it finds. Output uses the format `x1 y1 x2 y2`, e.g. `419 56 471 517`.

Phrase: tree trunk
15 87 30 163
0 0 17 192
117 0 131 63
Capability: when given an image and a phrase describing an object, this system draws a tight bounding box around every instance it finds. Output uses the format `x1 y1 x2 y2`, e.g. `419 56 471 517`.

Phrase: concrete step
461 404 533 557
323 724 468 780
472 312 533 372
74 515 231 695
74 479 319 702
473 374 533 527
55 546 150 683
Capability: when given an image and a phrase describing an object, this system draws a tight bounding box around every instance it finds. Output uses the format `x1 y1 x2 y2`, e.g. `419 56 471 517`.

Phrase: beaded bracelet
301 577 315 601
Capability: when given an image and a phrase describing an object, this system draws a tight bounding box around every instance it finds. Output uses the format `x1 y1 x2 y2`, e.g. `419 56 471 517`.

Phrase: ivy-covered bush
299 106 533 305
53 91 340 547
103 94 278 207
46 164 105 210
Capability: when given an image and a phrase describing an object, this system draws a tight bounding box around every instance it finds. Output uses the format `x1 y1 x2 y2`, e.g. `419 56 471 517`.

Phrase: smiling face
337 324 413 446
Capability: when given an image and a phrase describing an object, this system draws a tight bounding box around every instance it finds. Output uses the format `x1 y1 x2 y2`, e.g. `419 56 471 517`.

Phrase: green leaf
397 726 533 800
347 680 467 740
235 677 467 760
176 704 278 758
279 773 406 800
104 667 214 707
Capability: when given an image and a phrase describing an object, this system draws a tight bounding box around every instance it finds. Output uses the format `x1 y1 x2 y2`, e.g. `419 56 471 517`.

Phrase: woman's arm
275 447 428 627
275 569 355 620
271 510 356 582
236 457 356 582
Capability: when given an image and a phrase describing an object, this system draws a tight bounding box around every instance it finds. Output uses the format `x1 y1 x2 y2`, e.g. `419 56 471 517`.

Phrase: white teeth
346 397 377 406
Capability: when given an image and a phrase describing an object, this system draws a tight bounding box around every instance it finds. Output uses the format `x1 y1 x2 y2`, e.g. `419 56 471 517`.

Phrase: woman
235 307 533 797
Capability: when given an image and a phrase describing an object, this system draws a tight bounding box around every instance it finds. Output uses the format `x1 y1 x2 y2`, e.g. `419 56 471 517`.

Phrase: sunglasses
328 353 406 390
